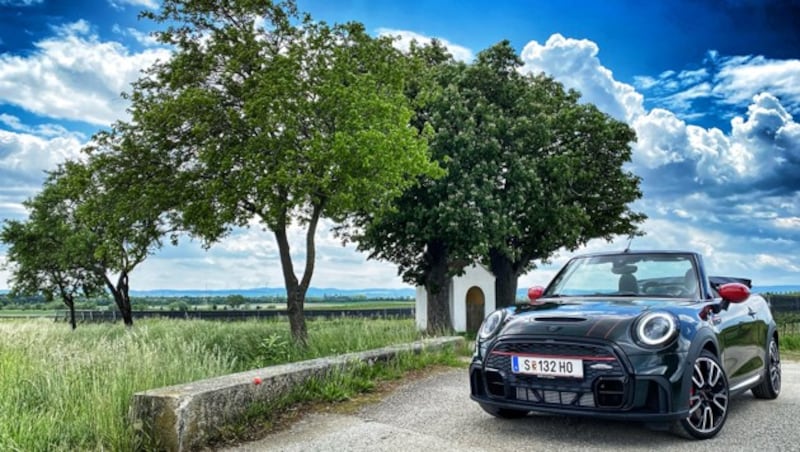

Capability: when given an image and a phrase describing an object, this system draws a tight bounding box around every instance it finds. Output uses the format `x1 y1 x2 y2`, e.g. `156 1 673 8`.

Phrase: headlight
479 310 505 340
634 311 678 347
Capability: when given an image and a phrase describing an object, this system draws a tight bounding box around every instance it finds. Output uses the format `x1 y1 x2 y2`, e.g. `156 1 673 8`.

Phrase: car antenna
624 234 635 253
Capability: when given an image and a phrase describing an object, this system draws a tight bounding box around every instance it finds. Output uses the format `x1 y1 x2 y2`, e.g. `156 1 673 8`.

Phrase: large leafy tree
11 152 171 327
1 193 105 330
474 43 645 307
352 41 644 330
345 42 486 333
126 0 437 343
78 133 179 326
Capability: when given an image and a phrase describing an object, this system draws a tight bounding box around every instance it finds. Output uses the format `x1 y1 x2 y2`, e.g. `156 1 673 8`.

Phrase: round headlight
635 311 678 347
479 310 505 340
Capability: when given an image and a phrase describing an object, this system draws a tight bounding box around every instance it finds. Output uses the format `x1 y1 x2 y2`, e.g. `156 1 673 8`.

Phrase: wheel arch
675 329 721 411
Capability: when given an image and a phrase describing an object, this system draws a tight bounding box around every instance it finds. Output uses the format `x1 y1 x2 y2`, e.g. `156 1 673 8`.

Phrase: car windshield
545 253 699 298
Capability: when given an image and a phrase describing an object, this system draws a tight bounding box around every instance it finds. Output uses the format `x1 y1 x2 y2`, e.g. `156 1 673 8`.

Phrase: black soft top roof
709 276 752 289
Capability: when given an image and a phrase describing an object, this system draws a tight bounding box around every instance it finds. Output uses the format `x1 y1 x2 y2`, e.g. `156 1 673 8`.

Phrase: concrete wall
132 336 464 451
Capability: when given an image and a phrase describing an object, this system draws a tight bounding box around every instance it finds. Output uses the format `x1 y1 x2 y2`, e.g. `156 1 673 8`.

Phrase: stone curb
131 336 465 451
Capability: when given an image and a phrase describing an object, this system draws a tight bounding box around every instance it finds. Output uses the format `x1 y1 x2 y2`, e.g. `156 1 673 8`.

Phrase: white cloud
112 24 161 47
0 114 75 138
130 220 408 291
755 254 800 272
0 128 85 181
376 28 474 62
520 33 644 122
630 108 691 168
657 82 712 113
0 128 86 223
108 0 159 10
512 33 800 288
0 20 171 126
714 56 800 110
774 217 800 229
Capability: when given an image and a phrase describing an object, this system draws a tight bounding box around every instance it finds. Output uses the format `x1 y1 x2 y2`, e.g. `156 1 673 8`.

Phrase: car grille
486 339 628 409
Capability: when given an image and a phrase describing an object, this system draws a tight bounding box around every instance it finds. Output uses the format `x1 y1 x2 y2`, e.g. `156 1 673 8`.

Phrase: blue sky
1 0 799 291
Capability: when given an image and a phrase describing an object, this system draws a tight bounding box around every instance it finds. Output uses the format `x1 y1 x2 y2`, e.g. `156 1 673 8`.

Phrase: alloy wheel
768 340 781 394
686 356 729 434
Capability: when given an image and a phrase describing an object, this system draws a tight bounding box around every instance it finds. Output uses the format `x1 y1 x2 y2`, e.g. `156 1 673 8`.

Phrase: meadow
0 317 448 451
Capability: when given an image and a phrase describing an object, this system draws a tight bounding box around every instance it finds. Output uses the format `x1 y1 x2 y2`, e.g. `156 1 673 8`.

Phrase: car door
717 298 764 388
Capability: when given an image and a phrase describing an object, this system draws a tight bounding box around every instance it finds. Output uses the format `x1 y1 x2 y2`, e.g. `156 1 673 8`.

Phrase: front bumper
470 337 690 422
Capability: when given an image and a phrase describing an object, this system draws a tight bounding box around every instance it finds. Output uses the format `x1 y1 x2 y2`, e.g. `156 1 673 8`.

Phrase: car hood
499 297 697 340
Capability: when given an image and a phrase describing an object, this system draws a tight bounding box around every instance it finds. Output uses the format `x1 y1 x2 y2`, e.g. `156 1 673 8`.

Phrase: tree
1 175 106 329
345 41 485 333
225 294 246 309
474 43 645 306
77 131 181 326
6 152 173 327
124 0 438 343
351 41 645 329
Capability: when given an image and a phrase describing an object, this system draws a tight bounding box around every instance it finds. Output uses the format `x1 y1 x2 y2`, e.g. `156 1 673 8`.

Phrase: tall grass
0 317 425 451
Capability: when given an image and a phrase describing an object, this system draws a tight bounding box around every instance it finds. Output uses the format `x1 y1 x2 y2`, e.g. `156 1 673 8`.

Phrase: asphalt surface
225 361 800 452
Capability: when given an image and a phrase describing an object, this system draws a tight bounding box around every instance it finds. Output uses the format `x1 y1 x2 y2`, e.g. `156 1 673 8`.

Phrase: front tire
673 350 729 439
478 402 529 419
752 335 781 399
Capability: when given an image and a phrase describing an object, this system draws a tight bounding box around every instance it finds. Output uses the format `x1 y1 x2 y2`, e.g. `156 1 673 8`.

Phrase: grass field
0 317 444 451
0 301 415 318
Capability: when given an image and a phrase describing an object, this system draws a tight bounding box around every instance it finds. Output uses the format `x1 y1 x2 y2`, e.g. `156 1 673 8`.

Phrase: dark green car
470 250 781 439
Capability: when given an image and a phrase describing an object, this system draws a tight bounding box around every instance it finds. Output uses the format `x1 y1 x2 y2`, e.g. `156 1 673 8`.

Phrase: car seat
683 269 699 298
618 273 638 293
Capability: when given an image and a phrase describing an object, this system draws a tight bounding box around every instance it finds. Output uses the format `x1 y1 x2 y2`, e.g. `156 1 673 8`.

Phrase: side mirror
527 286 545 302
719 283 750 303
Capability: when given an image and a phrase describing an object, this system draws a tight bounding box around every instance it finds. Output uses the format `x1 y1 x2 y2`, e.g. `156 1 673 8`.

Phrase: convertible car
470 250 781 439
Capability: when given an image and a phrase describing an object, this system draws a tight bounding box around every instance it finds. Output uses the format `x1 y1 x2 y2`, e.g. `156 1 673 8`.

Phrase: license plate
511 355 584 379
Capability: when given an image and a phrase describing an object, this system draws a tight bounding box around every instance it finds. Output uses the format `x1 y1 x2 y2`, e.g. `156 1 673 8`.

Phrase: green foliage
258 332 292 364
0 318 427 451
0 169 108 328
117 0 439 342
350 40 645 314
226 294 247 309
168 300 190 311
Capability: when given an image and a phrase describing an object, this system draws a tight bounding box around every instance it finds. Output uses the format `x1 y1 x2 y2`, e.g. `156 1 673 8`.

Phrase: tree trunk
68 300 77 330
57 283 77 330
104 272 134 327
65 295 77 330
490 248 519 308
275 225 306 345
425 240 452 334
285 282 307 344
117 272 133 326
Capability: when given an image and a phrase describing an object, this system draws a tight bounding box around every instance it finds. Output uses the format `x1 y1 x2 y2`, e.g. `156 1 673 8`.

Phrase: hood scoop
534 316 587 322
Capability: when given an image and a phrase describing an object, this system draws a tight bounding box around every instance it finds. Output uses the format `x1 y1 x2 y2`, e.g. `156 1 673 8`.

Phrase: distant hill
128 286 416 299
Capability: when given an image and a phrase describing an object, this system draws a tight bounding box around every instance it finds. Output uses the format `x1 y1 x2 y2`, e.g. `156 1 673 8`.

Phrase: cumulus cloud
520 34 644 122
0 20 171 126
376 28 474 62
0 128 85 183
517 34 800 196
513 33 800 288
0 127 86 222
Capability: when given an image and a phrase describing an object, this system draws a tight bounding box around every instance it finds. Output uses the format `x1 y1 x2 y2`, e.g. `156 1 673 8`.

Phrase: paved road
226 361 800 452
